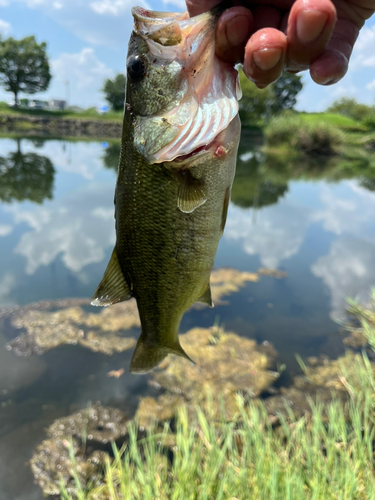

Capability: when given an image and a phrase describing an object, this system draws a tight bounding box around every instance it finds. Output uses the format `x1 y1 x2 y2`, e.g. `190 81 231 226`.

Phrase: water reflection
231 147 288 209
102 142 121 172
0 138 54 204
12 182 115 275
225 201 310 268
1 133 375 499
312 237 375 321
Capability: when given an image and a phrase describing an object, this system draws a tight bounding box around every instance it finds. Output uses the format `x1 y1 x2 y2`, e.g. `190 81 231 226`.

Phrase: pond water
0 132 375 498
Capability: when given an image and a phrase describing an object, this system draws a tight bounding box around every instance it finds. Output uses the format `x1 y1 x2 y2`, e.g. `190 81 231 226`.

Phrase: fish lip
131 7 215 47
130 5 240 165
131 7 189 40
131 7 189 24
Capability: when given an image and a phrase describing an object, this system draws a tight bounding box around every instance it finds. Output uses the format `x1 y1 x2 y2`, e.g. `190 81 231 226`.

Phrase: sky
0 0 374 111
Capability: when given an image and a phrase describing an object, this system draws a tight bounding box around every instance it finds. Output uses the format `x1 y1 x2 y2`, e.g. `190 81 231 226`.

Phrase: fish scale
92 5 241 373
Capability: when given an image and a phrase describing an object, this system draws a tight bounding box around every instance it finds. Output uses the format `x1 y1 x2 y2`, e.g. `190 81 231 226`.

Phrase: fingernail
226 15 251 46
297 10 328 44
253 48 282 71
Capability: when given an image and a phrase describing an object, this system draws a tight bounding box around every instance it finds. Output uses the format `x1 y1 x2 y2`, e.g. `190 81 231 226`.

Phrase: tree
102 143 121 171
102 73 126 111
239 69 303 125
0 138 55 203
0 36 51 106
271 72 303 114
231 132 288 208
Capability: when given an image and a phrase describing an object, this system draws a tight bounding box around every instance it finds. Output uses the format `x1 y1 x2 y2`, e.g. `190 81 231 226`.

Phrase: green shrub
363 113 375 130
264 114 343 155
327 97 374 122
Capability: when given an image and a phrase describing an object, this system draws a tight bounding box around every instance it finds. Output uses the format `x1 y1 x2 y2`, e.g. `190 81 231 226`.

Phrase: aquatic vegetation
31 325 279 496
140 326 279 422
8 305 138 356
209 268 259 305
51 294 375 499
5 267 276 356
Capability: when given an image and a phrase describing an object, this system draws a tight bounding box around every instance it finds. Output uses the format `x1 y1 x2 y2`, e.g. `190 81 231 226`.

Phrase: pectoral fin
91 247 132 307
177 170 207 213
197 283 213 307
130 333 195 373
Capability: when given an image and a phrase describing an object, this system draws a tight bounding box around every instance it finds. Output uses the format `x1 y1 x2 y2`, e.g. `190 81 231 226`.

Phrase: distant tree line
327 97 375 129
102 69 303 119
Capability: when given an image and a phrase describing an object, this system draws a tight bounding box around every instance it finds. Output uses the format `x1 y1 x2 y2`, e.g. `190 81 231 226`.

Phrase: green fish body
92 6 241 373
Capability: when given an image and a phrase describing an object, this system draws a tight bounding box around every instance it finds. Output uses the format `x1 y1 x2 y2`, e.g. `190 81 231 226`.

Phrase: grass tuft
57 293 375 499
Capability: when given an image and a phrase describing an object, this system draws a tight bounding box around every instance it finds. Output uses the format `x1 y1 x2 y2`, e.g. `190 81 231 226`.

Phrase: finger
252 5 282 31
215 7 254 64
243 28 287 87
286 0 337 72
309 18 359 84
186 0 221 16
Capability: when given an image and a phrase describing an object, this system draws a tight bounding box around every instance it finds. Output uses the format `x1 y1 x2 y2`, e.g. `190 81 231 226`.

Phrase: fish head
127 6 241 164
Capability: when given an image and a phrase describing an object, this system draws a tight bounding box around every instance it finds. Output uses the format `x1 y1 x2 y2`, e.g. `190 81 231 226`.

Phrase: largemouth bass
92 4 241 373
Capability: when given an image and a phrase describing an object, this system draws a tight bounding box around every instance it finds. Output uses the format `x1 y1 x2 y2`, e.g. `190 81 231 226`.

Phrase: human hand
186 0 375 87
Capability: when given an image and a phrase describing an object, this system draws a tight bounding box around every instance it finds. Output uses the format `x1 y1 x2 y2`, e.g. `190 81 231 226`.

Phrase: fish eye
127 55 147 81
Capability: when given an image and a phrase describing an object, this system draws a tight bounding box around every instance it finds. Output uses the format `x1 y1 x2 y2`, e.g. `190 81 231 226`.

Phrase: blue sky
0 0 374 111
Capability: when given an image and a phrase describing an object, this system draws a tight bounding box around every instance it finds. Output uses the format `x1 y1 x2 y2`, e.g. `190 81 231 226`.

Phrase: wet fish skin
92 6 241 373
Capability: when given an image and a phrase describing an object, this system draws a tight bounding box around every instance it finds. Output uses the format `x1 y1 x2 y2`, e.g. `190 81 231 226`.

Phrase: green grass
298 112 367 132
0 101 123 121
60 395 375 500
59 293 375 500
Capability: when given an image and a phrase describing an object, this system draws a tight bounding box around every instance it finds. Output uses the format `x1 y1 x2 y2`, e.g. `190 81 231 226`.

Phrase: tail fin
129 333 195 374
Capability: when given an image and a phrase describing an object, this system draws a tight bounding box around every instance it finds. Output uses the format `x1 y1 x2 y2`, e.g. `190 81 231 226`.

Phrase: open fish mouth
131 6 241 164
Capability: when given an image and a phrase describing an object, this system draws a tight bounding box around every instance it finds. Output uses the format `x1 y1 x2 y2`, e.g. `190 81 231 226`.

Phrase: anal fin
130 333 195 374
91 247 132 307
197 283 213 307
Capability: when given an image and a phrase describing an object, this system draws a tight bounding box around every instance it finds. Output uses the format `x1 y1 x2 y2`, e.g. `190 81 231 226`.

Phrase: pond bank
0 113 123 139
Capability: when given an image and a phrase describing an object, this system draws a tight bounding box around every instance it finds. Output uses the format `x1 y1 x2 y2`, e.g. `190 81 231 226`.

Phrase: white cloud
0 19 11 36
0 225 12 237
0 273 16 306
366 79 375 91
225 201 310 268
351 25 375 69
311 238 375 320
13 0 150 46
10 181 116 275
52 48 113 91
312 182 375 244
161 0 185 9
90 0 133 15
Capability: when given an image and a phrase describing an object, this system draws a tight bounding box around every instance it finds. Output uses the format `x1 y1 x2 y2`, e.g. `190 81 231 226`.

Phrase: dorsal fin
130 333 195 373
197 283 213 307
91 247 132 307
